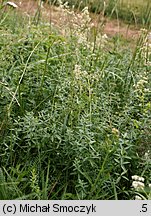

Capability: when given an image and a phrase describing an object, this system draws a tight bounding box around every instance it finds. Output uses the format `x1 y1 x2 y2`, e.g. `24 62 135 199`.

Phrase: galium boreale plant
139 29 151 66
132 175 151 200
55 1 108 52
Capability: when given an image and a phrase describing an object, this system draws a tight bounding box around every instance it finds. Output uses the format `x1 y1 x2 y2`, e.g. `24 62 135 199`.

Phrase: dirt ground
4 0 140 40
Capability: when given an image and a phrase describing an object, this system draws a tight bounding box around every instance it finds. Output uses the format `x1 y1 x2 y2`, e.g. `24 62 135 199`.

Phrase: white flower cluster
132 181 144 189
72 64 88 93
56 1 108 50
112 127 119 137
140 29 151 66
132 175 151 200
132 176 145 189
133 30 150 95
73 64 100 82
73 64 88 80
71 7 92 47
144 150 150 160
132 175 144 182
72 64 100 95
133 74 150 95
135 195 142 200
134 76 148 89
132 181 145 188
132 175 144 200
57 0 69 9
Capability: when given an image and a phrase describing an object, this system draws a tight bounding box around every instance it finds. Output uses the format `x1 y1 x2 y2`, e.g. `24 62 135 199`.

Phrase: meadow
0 0 151 199
49 0 151 27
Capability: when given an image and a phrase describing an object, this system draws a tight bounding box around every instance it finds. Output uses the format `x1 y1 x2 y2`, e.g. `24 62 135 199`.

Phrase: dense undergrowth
0 3 151 200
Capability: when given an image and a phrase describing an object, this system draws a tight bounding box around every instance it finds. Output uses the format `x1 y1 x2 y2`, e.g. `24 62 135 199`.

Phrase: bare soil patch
6 0 140 40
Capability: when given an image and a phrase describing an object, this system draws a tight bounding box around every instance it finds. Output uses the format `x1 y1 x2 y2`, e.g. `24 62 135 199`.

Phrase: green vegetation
109 0 151 27
48 0 151 27
0 2 151 200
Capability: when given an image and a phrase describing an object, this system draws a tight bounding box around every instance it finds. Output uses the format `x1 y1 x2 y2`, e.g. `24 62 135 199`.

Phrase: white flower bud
132 181 144 189
135 195 142 200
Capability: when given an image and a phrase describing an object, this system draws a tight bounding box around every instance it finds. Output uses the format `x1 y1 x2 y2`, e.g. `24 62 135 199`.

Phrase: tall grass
0 2 151 200
47 0 151 27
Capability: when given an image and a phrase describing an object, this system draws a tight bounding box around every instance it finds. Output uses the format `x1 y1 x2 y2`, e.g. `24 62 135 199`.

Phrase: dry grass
11 0 141 40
